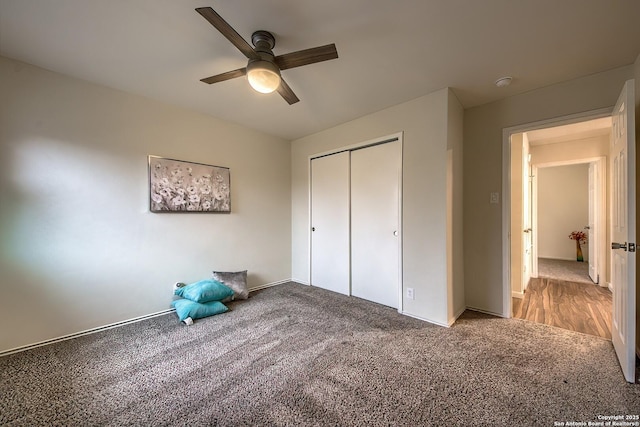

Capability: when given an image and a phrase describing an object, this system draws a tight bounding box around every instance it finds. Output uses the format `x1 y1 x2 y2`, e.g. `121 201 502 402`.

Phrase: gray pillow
212 270 249 300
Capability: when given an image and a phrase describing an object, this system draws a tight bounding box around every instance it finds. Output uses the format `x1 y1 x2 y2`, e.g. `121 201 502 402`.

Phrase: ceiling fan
196 7 338 105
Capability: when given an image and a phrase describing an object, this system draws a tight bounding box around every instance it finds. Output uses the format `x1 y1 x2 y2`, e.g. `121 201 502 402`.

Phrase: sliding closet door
310 152 350 295
351 141 401 308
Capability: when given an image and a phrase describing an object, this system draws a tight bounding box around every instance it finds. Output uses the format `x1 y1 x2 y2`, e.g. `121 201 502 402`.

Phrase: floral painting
148 156 230 213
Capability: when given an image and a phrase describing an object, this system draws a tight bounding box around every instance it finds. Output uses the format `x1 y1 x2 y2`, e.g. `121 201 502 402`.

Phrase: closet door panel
351 141 401 308
310 152 350 295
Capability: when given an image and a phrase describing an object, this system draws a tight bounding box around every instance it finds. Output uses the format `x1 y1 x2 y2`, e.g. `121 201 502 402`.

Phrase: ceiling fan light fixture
247 60 281 94
196 8 338 104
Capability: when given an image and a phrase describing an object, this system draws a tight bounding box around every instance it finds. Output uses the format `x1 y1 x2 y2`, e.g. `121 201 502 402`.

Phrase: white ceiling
1 0 640 141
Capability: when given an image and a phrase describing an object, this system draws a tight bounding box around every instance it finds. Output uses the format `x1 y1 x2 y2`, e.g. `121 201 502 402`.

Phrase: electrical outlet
406 288 414 300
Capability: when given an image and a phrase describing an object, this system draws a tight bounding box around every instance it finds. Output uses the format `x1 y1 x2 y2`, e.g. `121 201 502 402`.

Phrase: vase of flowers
568 230 588 262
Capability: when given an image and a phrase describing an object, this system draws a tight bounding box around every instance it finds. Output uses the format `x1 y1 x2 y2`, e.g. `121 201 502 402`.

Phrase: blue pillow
171 298 228 321
174 279 234 303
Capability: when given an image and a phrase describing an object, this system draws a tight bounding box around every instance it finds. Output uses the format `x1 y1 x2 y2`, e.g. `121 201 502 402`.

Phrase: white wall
447 90 466 323
537 164 589 261
464 65 633 316
0 56 292 353
291 88 464 326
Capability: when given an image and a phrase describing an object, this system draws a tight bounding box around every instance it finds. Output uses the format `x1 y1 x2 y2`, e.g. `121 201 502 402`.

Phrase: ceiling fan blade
274 44 338 70
200 68 247 84
277 78 300 105
195 7 259 61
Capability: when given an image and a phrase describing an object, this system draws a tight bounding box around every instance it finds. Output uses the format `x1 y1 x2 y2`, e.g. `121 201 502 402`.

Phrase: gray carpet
1 282 638 426
538 257 594 284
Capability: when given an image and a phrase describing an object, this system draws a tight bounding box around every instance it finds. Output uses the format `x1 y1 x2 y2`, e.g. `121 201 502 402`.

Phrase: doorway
534 160 605 285
507 114 613 338
502 80 637 383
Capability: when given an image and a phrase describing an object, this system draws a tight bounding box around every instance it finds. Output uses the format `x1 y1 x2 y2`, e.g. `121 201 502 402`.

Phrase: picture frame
148 155 231 213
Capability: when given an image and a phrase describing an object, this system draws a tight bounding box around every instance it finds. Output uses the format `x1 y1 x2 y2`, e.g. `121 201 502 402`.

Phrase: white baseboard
405 306 507 325
1 279 295 358
248 279 292 292
447 305 467 326
607 282 613 292
0 308 175 358
401 311 450 328
512 291 524 299
540 256 589 262
465 306 507 319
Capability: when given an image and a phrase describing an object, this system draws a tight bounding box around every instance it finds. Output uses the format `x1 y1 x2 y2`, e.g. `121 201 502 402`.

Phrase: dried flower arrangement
568 230 588 244
569 230 588 262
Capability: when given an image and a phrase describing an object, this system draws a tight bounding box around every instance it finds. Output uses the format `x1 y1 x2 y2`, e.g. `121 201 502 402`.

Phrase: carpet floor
1 282 638 426
538 258 593 284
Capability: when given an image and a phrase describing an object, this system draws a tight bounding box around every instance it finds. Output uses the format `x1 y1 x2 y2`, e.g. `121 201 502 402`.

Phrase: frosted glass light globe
247 60 281 94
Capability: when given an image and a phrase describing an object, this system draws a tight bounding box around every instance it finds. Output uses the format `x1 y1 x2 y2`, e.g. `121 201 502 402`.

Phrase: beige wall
531 135 609 165
291 88 464 326
0 56 292 353
464 65 633 315
537 164 589 260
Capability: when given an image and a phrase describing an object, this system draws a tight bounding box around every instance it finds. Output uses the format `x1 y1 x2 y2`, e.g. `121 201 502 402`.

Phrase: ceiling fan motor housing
250 31 279 66
251 30 276 52
249 31 279 69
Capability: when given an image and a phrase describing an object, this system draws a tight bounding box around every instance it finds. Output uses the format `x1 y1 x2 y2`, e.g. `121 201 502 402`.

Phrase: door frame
501 108 612 317
530 157 606 285
308 132 404 312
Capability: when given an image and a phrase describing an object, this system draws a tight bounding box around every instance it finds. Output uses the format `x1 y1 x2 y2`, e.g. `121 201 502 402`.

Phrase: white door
531 165 539 278
610 79 636 383
351 141 401 308
522 141 532 290
310 152 350 295
587 162 598 283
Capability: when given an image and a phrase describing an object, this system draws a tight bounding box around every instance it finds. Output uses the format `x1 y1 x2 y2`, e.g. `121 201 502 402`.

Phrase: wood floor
513 277 612 339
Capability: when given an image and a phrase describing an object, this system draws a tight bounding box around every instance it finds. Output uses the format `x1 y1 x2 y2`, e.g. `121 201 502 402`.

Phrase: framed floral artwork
148 156 230 213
